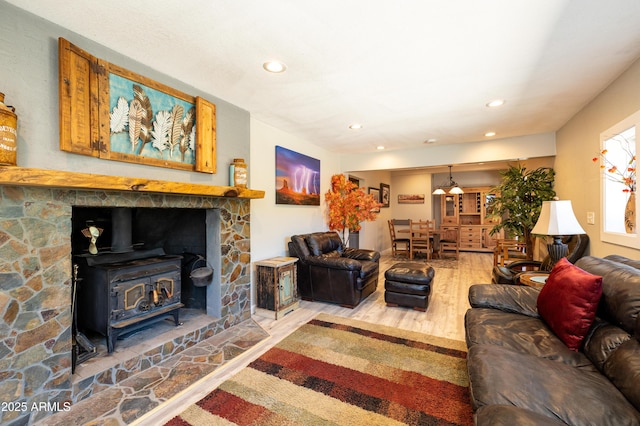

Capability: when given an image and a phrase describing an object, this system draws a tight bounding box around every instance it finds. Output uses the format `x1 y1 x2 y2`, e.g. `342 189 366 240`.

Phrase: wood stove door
112 278 151 323
111 269 181 323
150 270 181 308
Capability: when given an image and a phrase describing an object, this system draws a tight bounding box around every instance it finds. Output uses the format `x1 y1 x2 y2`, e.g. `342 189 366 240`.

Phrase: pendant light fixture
432 165 464 195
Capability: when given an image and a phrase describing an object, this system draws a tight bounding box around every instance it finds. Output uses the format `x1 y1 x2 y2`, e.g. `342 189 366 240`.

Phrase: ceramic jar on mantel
231 158 248 188
0 92 18 166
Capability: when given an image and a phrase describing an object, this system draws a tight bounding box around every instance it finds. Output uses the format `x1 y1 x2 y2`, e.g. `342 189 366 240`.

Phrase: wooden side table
255 256 299 319
519 272 549 289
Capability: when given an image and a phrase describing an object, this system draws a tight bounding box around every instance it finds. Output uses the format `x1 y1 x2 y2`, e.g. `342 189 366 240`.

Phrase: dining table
397 226 444 259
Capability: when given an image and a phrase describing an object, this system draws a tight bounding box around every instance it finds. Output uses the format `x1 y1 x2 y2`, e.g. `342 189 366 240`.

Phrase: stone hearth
0 184 253 425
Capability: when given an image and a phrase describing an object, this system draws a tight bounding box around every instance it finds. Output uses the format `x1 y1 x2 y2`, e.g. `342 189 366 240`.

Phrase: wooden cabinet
255 257 299 319
442 194 458 224
482 226 502 250
459 191 483 225
459 226 482 249
440 187 502 252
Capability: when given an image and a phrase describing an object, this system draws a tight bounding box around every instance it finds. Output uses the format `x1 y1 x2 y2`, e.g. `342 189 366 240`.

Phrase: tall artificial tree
486 165 556 259
325 174 381 246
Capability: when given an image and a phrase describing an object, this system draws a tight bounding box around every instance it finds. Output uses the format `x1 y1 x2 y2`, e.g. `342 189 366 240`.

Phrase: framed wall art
107 72 198 166
380 183 390 207
398 194 425 204
275 146 321 205
59 38 216 173
368 187 381 212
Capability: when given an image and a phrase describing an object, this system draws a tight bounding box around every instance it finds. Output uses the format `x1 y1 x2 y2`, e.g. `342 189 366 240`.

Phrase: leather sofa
466 255 640 425
288 231 380 308
492 234 590 284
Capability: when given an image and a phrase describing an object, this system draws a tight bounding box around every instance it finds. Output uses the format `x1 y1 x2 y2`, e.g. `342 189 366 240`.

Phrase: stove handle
161 287 172 299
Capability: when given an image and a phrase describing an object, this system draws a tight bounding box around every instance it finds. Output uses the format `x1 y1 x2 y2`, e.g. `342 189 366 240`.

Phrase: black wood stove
75 247 183 353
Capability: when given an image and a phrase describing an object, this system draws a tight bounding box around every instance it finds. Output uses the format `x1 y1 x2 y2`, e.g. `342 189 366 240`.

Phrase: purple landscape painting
275 146 321 205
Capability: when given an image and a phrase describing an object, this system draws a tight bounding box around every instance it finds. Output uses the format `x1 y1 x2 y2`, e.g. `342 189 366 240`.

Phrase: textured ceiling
6 0 640 155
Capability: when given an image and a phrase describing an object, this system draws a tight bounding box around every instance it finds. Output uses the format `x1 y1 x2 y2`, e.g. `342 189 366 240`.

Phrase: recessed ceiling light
349 123 363 130
424 138 437 144
486 99 505 108
262 60 287 73
376 145 385 150
485 131 496 137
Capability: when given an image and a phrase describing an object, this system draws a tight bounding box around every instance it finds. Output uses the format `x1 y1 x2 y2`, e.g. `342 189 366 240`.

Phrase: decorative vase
625 191 636 234
0 92 18 166
232 158 247 188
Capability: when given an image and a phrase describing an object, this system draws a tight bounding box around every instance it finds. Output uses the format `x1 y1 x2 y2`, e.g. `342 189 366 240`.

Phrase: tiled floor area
36 317 270 426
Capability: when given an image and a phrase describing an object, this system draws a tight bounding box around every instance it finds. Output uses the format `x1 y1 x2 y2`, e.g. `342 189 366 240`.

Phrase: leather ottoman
384 262 434 311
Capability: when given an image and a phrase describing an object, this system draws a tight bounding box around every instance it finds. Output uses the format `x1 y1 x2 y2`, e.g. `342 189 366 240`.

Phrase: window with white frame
598 111 638 248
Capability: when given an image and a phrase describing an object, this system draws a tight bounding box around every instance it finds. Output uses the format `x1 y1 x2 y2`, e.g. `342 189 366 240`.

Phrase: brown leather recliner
491 234 590 284
288 231 380 308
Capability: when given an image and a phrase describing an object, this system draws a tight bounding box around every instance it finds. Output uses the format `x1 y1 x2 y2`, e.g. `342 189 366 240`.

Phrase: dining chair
388 219 410 258
426 219 436 233
493 239 527 266
409 219 431 260
425 219 436 252
439 227 460 260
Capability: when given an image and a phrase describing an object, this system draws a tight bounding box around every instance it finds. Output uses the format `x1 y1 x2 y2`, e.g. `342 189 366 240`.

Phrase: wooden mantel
0 167 265 199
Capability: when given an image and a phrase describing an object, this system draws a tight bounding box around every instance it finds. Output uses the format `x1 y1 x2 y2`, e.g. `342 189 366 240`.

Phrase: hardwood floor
134 251 493 426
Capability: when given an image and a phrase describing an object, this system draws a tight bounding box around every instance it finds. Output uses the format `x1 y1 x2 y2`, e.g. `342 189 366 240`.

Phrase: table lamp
531 199 586 268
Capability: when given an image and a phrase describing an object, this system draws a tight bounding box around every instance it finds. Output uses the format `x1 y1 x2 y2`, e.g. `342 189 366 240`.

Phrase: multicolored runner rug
165 313 472 425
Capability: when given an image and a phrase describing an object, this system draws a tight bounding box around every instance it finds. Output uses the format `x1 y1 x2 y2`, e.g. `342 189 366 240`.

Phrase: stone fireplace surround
0 171 259 425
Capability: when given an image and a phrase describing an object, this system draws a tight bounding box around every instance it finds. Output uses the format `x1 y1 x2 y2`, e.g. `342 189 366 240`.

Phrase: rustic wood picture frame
59 38 216 173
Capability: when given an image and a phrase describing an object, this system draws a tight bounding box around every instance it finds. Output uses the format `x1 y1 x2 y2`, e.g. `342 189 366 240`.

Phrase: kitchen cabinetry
459 225 483 250
439 187 502 252
442 194 459 224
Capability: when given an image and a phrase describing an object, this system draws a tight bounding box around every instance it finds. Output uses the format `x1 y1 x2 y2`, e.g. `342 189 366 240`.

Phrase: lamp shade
449 186 464 194
532 200 586 236
432 188 446 195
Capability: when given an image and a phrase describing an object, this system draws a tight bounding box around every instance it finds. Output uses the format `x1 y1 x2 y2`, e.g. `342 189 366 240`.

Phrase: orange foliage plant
325 174 381 245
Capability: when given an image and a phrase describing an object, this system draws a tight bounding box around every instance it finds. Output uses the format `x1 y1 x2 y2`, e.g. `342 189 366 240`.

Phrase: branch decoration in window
593 130 636 193
596 124 637 237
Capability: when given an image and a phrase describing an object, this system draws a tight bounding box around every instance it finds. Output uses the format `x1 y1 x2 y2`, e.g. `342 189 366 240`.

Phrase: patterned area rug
427 258 459 269
396 256 460 269
166 313 472 426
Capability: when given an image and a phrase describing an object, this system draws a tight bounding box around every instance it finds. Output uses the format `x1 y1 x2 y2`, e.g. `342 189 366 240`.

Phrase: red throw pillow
537 257 603 351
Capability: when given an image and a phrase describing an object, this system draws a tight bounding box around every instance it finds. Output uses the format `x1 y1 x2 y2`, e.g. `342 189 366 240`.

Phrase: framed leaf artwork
107 71 198 167
58 37 216 173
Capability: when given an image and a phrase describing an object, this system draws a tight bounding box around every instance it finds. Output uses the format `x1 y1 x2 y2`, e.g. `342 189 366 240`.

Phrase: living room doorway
348 174 362 248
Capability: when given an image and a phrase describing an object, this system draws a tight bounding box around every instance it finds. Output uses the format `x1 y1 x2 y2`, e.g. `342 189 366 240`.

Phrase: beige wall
389 171 434 222
250 118 342 261
556 56 640 258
